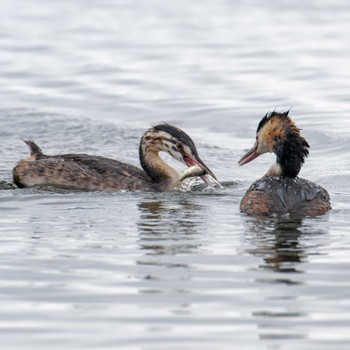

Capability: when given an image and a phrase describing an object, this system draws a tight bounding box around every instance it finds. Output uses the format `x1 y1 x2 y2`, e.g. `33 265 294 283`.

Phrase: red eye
176 143 184 151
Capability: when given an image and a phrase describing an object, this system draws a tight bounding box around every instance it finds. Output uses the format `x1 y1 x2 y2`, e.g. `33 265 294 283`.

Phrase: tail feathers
22 140 43 160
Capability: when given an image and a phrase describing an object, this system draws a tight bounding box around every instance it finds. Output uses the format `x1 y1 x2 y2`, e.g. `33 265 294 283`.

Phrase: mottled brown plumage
240 176 331 217
13 124 217 192
238 111 331 217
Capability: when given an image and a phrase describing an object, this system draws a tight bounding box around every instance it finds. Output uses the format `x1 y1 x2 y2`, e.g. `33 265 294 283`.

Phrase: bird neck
272 131 309 178
139 147 179 188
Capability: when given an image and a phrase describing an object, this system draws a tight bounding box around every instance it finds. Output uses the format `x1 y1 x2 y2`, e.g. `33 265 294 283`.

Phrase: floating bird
13 124 216 192
238 111 331 217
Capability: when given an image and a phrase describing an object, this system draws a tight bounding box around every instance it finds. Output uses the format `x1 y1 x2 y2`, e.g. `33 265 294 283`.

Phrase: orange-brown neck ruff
258 112 310 178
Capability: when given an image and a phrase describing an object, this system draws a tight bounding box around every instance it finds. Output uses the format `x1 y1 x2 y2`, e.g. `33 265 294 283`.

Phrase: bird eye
176 143 184 151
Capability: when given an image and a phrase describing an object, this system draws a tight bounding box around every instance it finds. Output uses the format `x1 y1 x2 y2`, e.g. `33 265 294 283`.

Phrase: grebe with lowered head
238 111 331 217
13 124 217 192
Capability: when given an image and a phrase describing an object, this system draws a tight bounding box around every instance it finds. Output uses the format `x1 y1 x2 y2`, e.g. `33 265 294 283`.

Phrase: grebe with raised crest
238 111 331 217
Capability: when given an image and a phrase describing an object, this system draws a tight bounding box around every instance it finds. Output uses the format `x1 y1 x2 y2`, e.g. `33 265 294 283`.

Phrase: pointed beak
238 142 260 166
183 155 217 186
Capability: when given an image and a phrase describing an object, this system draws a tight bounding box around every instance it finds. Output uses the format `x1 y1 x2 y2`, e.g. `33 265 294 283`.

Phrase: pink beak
183 155 217 186
238 142 260 166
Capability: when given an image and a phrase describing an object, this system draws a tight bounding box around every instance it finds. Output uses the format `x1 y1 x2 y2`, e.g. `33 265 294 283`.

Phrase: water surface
0 1 350 349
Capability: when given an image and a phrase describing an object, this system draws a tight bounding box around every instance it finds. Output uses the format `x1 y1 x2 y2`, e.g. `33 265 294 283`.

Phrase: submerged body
13 124 217 192
238 111 331 217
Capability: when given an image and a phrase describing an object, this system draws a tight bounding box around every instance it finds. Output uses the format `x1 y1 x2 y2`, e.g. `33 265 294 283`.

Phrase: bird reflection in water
137 196 203 260
243 217 328 342
243 217 323 276
135 196 204 305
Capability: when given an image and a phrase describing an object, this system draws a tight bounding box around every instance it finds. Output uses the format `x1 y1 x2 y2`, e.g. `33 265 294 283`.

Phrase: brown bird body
13 124 216 192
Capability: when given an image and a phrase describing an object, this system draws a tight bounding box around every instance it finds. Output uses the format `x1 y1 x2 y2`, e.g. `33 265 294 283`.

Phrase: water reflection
243 217 329 342
135 195 204 299
136 194 204 259
243 217 327 275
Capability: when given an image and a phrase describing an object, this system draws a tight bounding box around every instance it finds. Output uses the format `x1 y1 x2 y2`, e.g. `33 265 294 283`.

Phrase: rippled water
1 1 350 349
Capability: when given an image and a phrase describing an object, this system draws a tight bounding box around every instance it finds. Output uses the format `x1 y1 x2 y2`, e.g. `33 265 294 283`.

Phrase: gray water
1 1 350 349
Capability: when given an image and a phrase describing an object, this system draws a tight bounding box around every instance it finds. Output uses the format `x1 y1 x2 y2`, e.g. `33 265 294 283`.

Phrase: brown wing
14 153 155 191
56 154 148 180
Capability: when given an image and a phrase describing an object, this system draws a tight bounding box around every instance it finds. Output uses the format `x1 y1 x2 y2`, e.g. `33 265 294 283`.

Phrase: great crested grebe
13 124 217 192
238 111 331 217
